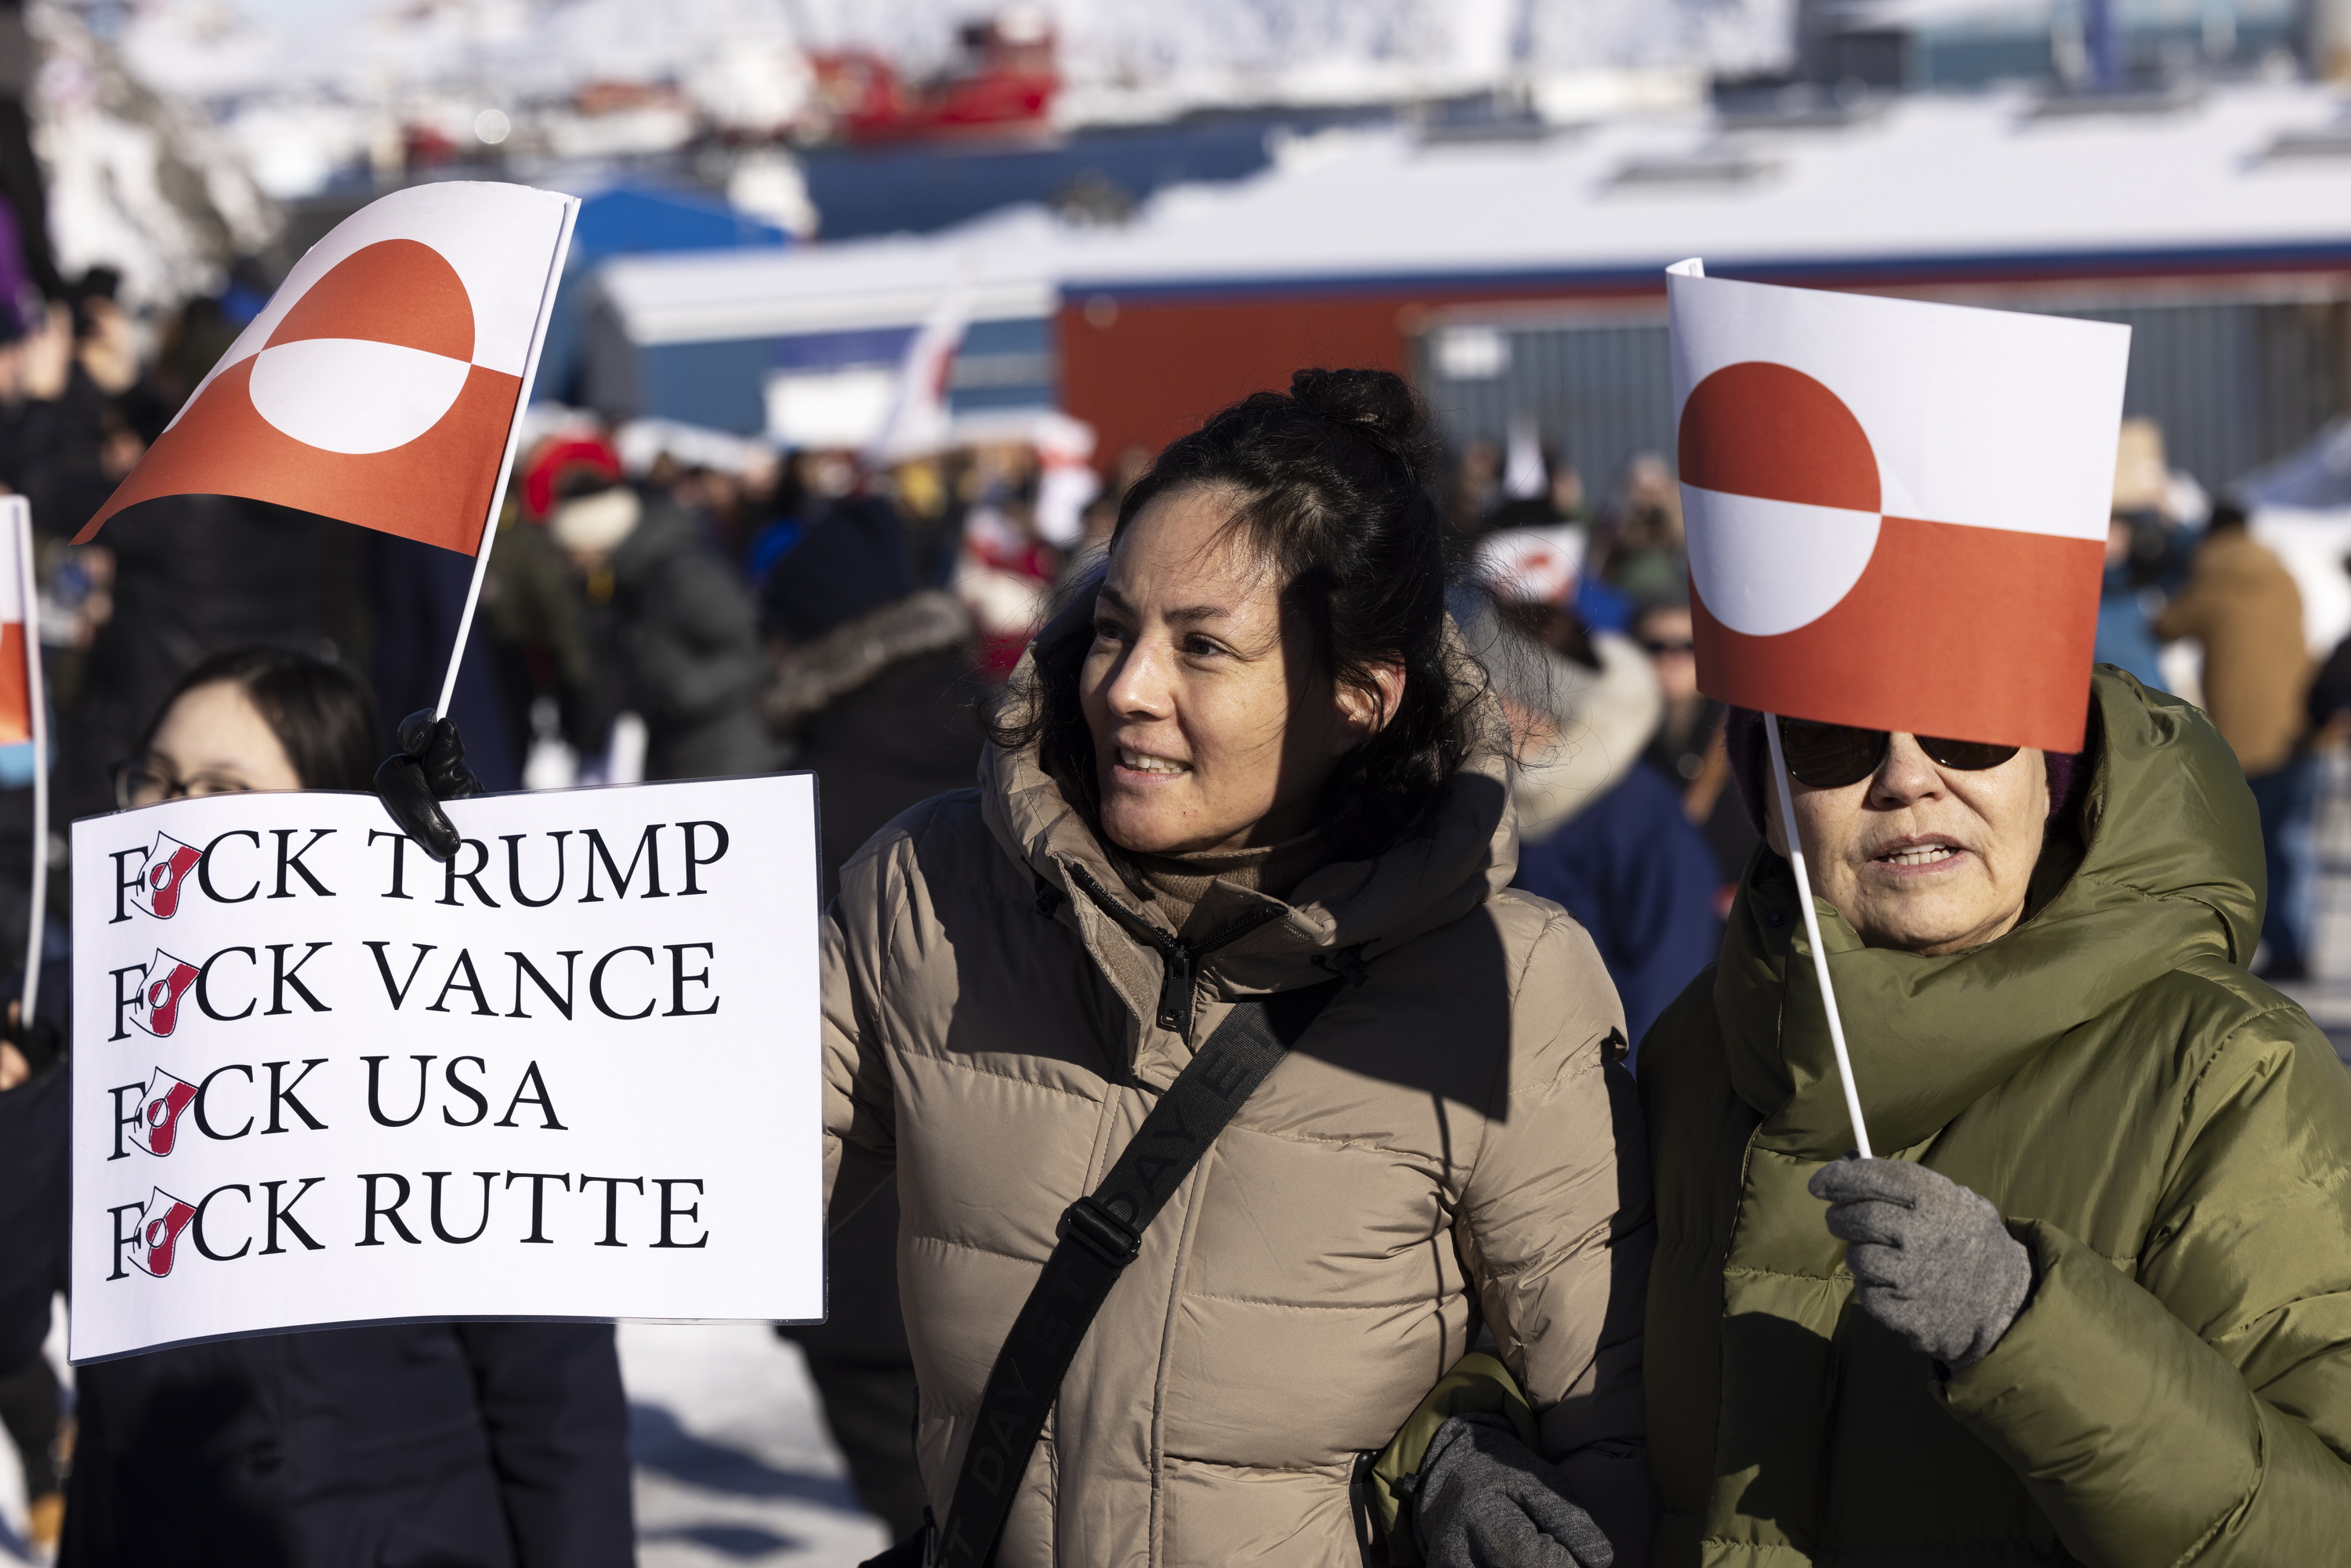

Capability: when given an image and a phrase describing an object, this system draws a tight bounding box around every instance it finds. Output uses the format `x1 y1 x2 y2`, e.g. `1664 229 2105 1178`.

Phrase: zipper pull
1155 943 1196 1036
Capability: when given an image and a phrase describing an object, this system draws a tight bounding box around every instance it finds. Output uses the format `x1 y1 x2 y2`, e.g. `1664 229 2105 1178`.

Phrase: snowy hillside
116 0 1797 115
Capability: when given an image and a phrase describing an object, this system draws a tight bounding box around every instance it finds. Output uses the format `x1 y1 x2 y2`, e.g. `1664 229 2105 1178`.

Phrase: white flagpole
433 194 581 720
14 500 44 1027
1764 712 1875 1159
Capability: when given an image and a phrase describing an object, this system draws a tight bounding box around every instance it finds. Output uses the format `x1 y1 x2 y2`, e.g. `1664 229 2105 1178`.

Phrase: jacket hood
978 590 1519 999
1718 667 2262 1158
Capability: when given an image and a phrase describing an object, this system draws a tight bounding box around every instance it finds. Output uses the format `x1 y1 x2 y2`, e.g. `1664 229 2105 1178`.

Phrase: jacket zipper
1064 863 1285 1038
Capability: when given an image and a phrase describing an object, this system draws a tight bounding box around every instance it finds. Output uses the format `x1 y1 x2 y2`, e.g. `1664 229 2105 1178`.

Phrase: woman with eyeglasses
1625 669 2351 1565
69 647 636 1568
109 647 384 809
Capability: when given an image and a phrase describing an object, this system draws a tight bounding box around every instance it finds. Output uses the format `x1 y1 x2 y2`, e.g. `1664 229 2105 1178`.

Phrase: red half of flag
0 622 29 746
1693 514 2103 754
76 355 523 556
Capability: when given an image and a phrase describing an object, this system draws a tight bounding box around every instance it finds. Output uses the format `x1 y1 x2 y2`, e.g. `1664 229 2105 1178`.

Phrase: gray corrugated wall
1415 299 2349 500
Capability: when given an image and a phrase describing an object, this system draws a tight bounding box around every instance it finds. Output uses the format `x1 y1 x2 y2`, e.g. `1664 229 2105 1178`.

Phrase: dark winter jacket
64 1322 632 1568
766 502 980 1368
1642 668 2351 1564
605 499 772 781
63 494 339 820
369 531 520 792
1516 762 1720 1058
0 1063 66 1373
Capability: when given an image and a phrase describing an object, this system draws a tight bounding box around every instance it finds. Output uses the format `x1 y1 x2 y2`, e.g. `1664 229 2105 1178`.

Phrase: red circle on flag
248 240 480 455
266 239 474 360
1677 361 1878 513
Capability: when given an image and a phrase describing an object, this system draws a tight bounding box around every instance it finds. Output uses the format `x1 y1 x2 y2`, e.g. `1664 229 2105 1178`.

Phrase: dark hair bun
1287 368 1436 486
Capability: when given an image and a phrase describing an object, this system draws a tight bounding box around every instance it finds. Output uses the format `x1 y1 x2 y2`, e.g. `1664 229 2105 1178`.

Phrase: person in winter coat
761 492 984 1540
1632 667 2351 1565
0 1009 67 1557
764 492 979 905
2152 501 2317 976
66 647 633 1568
1466 592 1720 1058
824 370 1652 1566
58 493 342 823
550 476 773 781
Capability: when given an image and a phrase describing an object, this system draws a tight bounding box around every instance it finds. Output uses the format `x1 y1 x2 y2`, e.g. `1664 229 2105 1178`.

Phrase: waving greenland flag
1669 261 2130 753
78 183 578 556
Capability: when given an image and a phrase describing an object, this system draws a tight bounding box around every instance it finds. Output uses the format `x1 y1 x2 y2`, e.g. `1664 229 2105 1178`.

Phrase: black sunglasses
1776 717 2020 790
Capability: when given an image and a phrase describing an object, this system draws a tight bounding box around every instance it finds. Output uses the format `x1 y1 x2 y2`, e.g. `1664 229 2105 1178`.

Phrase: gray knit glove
1414 1413 1613 1568
1809 1157 2033 1371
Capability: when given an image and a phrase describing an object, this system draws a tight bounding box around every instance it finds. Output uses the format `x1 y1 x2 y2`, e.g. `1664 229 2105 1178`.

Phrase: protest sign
69 776 821 1363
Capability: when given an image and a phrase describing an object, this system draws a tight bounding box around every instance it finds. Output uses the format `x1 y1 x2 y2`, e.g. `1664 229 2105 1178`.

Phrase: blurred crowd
0 263 1156 1557
0 256 2346 1561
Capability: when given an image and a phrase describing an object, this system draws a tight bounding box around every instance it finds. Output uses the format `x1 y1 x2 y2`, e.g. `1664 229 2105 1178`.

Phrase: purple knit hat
1724 707 2085 838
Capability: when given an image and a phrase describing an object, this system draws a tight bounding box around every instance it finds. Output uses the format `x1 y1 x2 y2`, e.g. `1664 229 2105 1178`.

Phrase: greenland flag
132 832 202 919
132 1067 198 1157
131 950 201 1039
128 1187 197 1278
78 183 578 556
1668 261 2130 753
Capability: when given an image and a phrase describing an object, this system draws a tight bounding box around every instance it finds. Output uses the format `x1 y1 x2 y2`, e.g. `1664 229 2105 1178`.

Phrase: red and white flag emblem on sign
132 1067 197 1157
132 832 202 919
132 950 201 1039
129 1187 196 1278
77 183 576 556
1668 261 2131 752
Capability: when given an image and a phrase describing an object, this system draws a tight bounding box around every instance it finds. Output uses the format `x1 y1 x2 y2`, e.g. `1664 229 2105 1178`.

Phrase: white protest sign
69 777 821 1363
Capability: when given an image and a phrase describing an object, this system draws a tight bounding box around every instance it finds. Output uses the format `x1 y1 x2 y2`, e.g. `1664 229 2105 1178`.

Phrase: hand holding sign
375 710 487 863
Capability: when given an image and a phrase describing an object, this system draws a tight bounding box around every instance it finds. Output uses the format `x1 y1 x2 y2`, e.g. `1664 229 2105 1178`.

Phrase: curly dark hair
988 367 1484 860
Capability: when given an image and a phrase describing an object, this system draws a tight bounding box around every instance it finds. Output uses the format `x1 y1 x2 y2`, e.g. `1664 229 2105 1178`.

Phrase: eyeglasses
1640 638 1696 656
110 760 255 810
1775 717 2020 790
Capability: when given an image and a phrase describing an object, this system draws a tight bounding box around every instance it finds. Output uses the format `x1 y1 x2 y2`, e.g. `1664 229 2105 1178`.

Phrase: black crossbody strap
933 979 1342 1568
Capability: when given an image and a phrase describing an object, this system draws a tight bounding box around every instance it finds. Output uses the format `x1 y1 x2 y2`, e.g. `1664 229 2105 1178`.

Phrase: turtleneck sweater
1124 830 1328 940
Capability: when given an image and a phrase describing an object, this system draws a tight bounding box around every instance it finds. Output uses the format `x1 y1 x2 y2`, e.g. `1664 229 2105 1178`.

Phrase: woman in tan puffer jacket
822 370 1652 1567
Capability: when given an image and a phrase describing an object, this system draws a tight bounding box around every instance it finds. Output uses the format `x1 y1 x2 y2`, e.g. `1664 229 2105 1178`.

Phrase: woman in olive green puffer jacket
1637 668 2351 1565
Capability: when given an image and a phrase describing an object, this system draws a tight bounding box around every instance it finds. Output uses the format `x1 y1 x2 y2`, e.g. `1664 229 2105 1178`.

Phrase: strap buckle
1061 1195 1143 1269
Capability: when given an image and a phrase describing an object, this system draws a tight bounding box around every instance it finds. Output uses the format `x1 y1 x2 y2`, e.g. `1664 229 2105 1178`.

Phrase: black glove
1415 1413 1613 1568
375 709 485 864
1809 1156 2033 1371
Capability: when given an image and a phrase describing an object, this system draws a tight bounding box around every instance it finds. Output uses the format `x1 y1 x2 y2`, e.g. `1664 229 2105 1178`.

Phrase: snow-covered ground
624 1323 893 1567
0 1311 893 1566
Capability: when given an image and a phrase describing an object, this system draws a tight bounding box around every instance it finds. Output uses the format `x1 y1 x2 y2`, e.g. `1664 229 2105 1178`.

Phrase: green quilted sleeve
1937 1016 2351 1564
1367 1353 1542 1567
